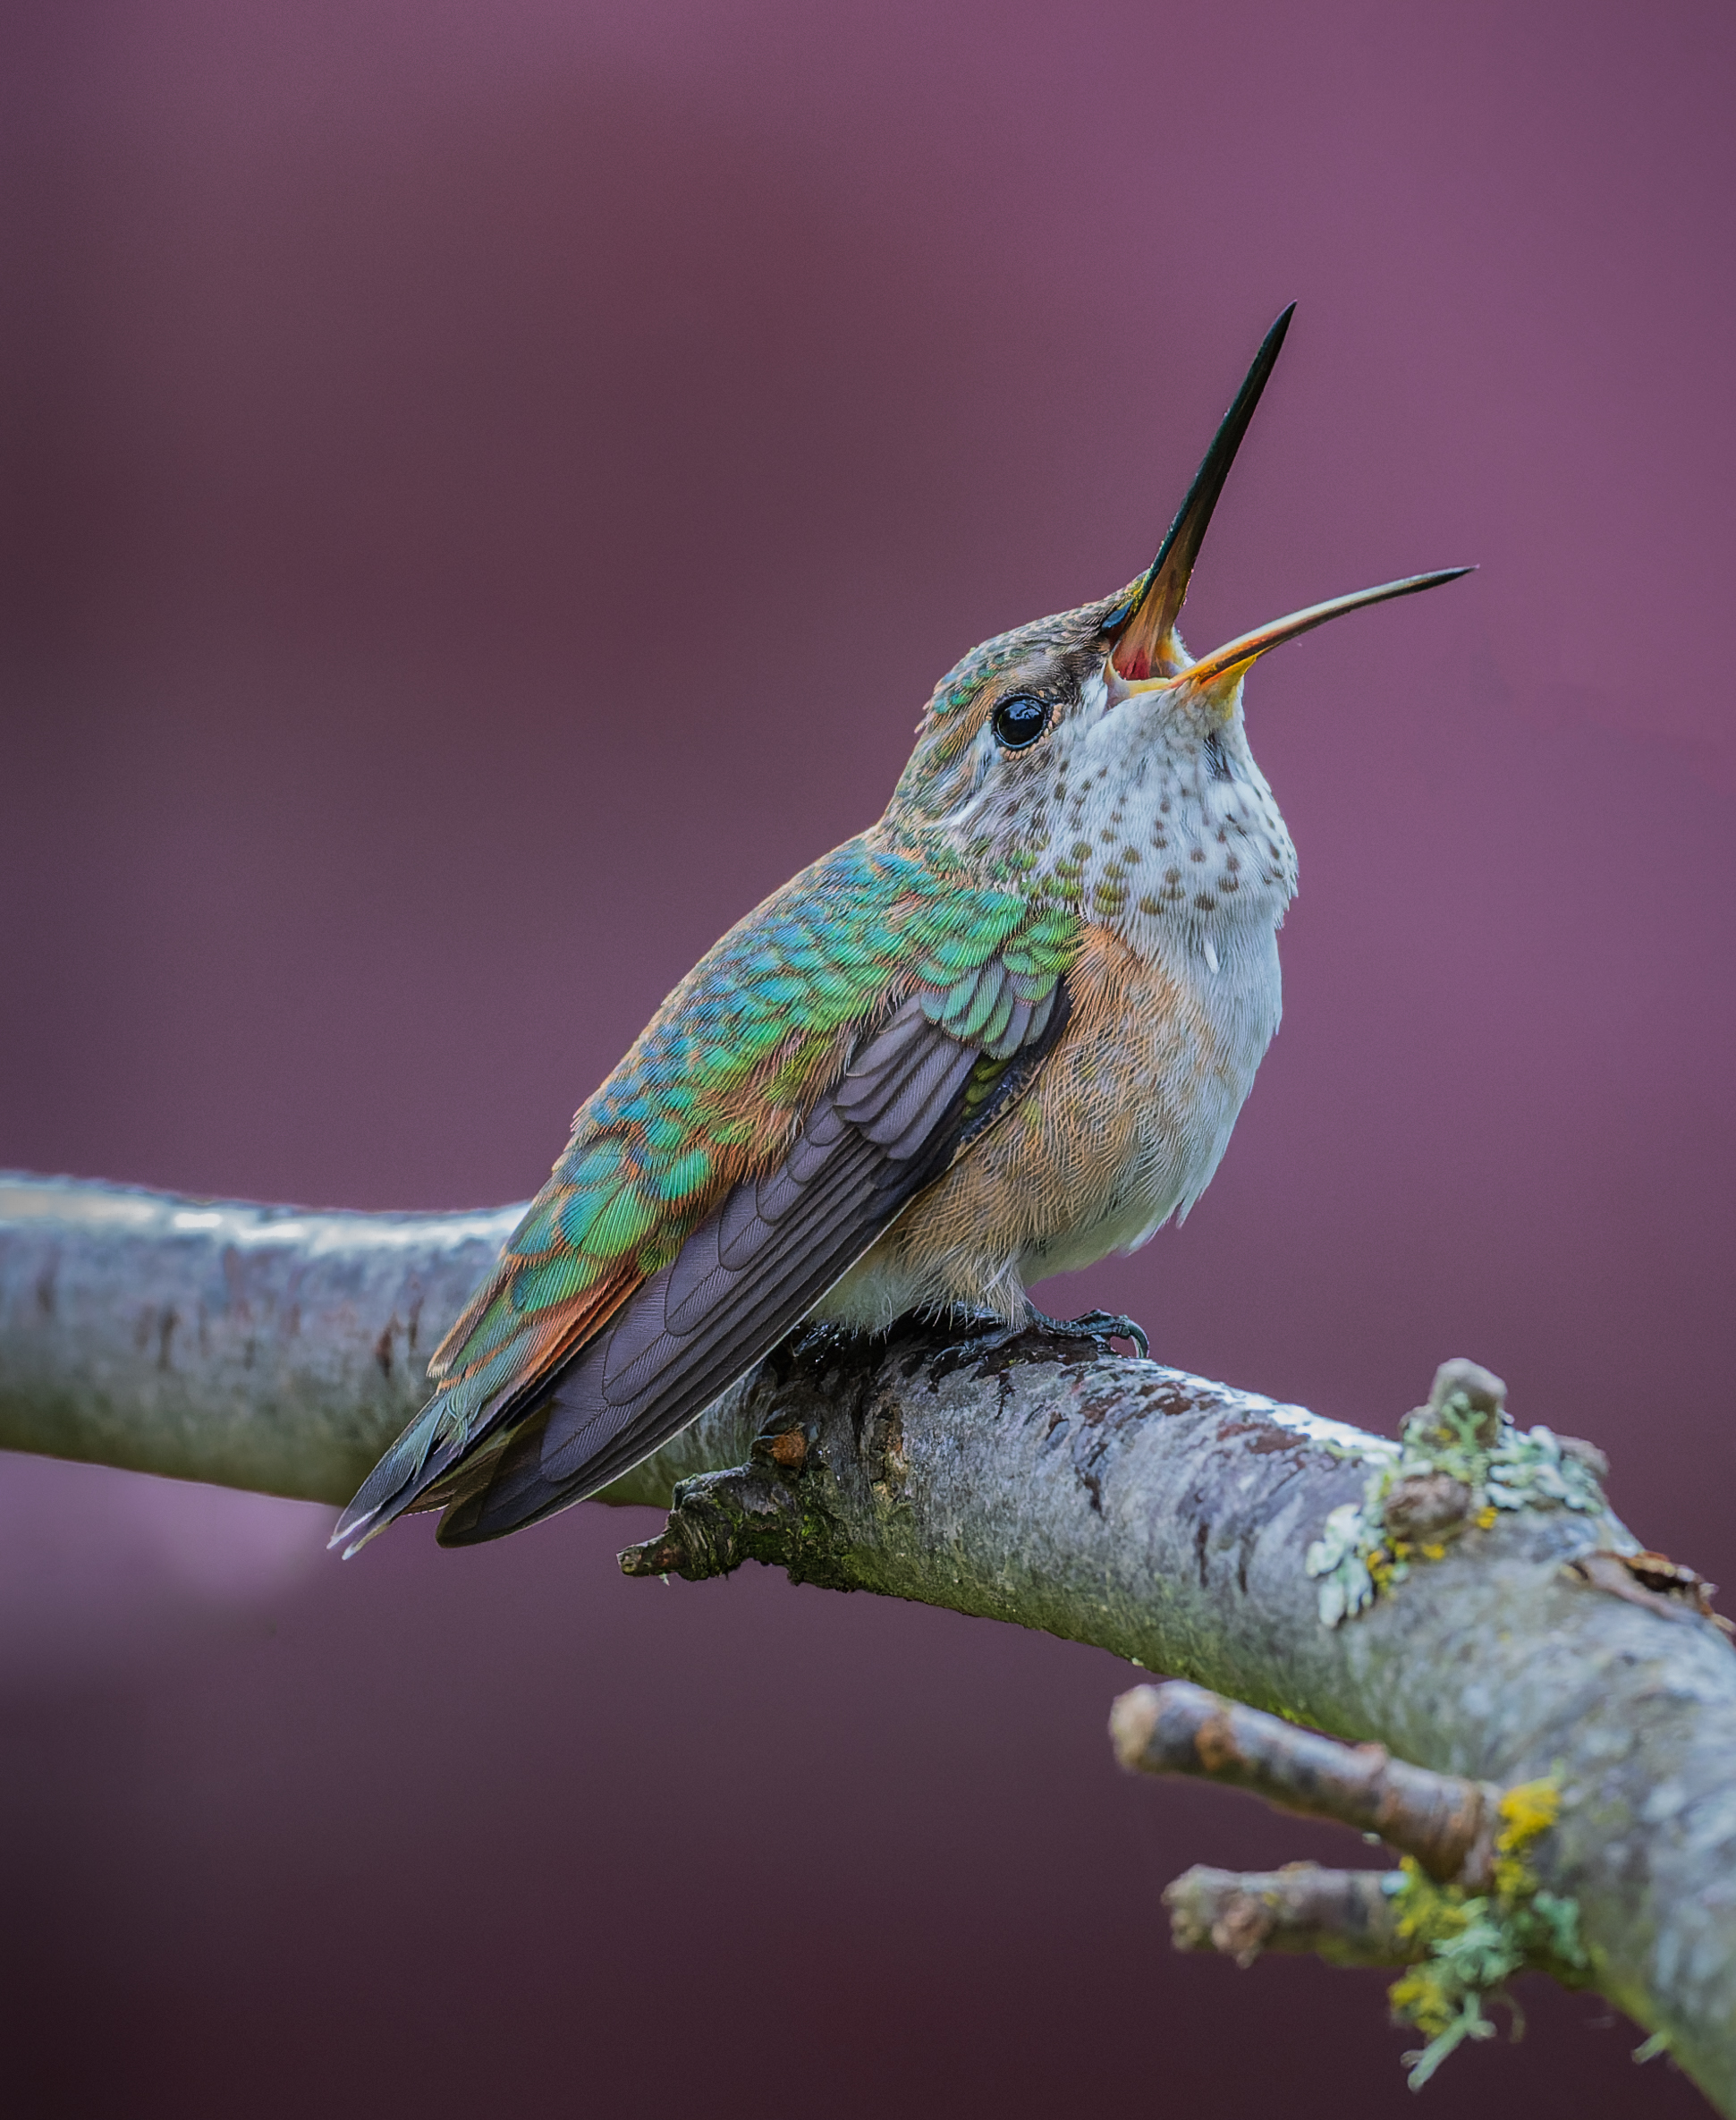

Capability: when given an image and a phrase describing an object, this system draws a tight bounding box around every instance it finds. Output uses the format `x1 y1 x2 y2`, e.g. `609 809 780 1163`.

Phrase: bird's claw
1027 1307 1150 1360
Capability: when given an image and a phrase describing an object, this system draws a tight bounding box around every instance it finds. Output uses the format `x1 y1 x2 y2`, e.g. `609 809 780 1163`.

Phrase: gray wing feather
433 988 1067 1547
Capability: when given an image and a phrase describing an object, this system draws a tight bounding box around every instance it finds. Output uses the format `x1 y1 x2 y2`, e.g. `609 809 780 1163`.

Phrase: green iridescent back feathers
380 837 1080 1491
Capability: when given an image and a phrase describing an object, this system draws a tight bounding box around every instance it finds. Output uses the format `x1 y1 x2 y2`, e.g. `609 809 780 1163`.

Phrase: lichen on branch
1304 1358 1612 1628
1385 1778 1589 2088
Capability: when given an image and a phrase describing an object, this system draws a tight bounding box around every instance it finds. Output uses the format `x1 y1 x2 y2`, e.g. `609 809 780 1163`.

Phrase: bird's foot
1026 1306 1150 1360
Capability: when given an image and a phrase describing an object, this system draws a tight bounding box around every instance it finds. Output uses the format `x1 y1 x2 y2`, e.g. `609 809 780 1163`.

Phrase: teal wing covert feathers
332 838 1080 1553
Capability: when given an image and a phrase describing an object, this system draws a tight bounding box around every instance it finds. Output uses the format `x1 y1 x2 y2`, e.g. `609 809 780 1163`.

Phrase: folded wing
330 837 1080 1556
432 985 1066 1542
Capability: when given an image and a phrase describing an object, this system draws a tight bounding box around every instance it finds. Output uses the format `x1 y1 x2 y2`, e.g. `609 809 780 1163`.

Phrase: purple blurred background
2 1 1732 2112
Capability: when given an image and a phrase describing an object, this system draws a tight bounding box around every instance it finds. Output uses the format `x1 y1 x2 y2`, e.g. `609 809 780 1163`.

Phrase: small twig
1110 1681 1497 1887
617 1414 848 1586
1164 1863 1413 1969
618 1462 808 1581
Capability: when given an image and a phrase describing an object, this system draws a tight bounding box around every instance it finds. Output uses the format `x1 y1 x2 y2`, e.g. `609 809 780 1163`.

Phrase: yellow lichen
1492 1777 1561 1896
1367 1541 1406 1591
1496 1777 1561 1845
1387 1861 1478 2037
1384 1775 1585 2088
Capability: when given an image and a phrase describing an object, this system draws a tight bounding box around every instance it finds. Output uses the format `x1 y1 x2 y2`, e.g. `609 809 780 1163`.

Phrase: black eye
991 693 1050 750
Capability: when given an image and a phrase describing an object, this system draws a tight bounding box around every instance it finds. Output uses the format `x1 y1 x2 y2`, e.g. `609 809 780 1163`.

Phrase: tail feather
328 1361 522 1556
328 1413 442 1556
329 1281 639 1556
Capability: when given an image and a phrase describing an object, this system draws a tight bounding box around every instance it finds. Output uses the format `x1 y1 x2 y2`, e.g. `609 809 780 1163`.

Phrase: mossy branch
2 1173 1733 2109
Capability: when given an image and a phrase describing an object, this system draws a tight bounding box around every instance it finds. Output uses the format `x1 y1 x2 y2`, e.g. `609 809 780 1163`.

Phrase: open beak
1153 569 1473 712
1106 307 1473 716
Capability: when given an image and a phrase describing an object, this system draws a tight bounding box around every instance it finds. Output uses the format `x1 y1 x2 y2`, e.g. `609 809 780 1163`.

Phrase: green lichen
1386 1777 1588 2089
1305 1363 1607 1629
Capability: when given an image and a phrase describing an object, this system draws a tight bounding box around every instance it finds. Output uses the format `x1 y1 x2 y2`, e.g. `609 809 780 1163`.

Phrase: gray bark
1162 1862 1416 1970
2 1171 1732 2110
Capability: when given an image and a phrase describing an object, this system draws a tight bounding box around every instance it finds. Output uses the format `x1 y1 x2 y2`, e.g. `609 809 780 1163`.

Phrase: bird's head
882 308 1469 942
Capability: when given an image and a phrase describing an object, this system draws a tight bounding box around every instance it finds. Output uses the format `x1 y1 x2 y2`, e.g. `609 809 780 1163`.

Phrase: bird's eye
992 693 1050 750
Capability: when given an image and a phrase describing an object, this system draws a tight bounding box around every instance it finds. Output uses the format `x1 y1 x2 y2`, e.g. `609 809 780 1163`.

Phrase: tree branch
1162 1863 1413 1971
1110 1678 1498 1887
2 1173 1732 2108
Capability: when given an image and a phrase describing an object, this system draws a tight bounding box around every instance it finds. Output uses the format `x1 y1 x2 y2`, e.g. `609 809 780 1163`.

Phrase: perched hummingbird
333 307 1468 1556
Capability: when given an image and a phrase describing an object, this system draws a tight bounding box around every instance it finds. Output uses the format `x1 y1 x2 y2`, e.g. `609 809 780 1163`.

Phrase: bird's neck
876 747 1298 961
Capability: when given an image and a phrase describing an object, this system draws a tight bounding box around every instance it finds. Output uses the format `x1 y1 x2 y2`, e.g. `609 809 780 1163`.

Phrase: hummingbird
333 306 1469 1556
